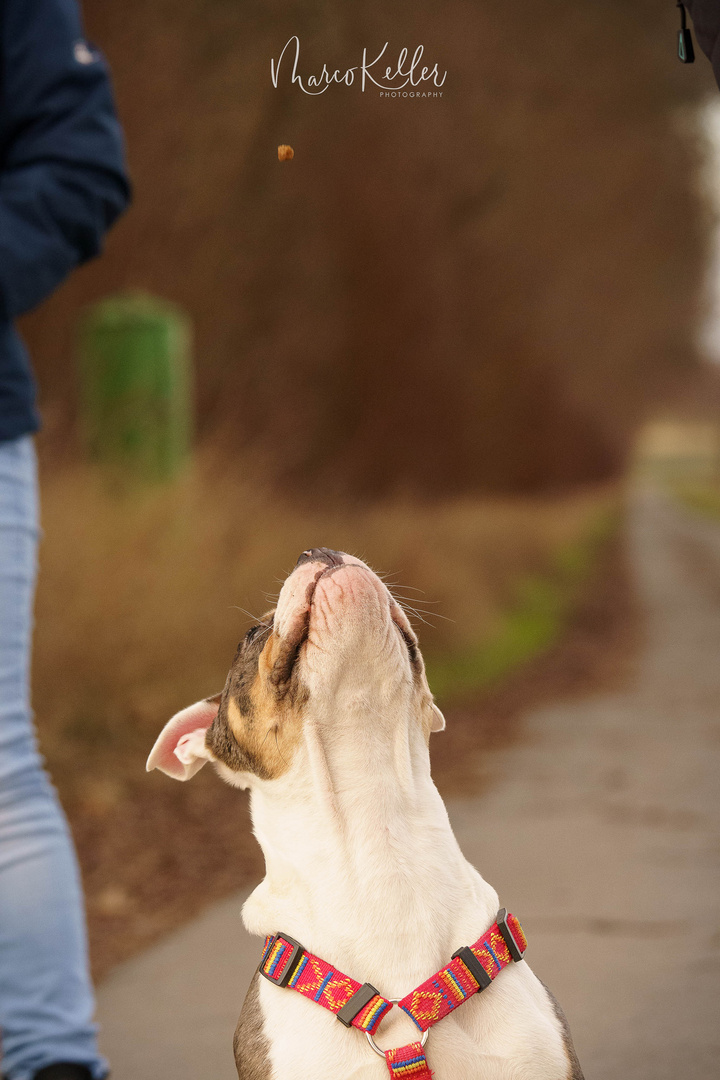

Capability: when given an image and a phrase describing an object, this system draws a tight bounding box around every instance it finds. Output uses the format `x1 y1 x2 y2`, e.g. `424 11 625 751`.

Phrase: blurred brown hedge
21 0 714 496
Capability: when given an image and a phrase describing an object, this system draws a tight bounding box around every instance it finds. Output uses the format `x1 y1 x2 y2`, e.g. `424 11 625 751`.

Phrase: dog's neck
241 707 498 994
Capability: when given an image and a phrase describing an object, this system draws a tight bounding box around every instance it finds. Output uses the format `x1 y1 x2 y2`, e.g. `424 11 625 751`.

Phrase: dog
147 548 583 1079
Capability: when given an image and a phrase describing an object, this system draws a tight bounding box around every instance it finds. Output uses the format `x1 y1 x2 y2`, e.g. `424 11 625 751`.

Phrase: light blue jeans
0 437 107 1080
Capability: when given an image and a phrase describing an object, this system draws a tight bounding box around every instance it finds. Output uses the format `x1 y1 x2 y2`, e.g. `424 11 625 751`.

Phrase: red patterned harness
259 908 527 1077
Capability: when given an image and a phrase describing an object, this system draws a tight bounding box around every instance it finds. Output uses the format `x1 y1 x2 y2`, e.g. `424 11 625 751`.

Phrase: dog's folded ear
430 702 446 732
146 694 222 780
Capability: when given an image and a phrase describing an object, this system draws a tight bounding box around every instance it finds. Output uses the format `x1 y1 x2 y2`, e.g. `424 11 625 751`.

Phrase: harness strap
398 908 527 1032
259 908 526 1077
259 933 392 1034
384 1041 433 1078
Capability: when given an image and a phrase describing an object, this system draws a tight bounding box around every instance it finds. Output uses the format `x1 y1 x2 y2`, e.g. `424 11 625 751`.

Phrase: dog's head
146 548 444 786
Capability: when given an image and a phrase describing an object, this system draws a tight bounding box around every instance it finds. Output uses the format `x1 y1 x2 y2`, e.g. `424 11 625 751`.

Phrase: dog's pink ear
430 702 446 732
146 695 221 780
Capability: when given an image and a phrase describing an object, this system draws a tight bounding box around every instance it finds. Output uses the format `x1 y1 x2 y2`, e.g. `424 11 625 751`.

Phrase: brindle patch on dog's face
204 609 308 781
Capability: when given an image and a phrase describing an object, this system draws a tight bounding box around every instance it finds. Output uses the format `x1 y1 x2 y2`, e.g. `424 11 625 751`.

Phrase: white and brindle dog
148 548 583 1080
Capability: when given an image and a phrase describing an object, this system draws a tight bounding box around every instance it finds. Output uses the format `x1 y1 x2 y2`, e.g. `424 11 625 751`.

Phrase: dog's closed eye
240 620 273 650
396 622 419 664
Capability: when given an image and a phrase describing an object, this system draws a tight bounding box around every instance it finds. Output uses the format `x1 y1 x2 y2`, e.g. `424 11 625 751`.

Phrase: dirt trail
96 488 720 1079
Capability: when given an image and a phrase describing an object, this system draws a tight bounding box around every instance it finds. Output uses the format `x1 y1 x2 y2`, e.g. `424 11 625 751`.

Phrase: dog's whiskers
390 604 442 622
395 600 454 628
229 604 267 623
391 593 439 604
391 592 451 619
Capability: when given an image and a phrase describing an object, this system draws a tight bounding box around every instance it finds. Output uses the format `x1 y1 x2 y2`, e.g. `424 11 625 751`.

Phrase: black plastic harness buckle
259 933 305 988
496 908 526 962
336 982 381 1027
451 945 492 991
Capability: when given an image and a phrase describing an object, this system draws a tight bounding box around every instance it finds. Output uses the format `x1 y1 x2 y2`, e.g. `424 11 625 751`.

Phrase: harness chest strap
260 932 392 1034
259 909 527 1078
398 909 527 1032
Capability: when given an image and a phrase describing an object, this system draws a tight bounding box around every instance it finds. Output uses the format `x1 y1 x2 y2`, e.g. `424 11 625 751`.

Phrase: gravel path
96 488 720 1078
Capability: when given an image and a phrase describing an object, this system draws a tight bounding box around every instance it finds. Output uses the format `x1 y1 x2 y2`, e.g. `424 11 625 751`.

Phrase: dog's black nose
296 547 345 569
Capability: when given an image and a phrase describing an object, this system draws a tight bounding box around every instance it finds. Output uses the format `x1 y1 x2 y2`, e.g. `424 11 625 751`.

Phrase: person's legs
0 437 107 1080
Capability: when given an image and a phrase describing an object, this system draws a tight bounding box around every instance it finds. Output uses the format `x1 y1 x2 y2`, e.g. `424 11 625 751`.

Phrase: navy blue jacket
686 1 720 89
0 0 130 442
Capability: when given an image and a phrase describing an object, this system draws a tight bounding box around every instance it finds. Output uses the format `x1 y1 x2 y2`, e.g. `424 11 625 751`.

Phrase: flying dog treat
278 144 294 161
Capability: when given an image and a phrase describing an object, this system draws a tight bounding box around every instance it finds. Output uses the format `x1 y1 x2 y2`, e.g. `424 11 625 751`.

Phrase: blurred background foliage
21 0 716 495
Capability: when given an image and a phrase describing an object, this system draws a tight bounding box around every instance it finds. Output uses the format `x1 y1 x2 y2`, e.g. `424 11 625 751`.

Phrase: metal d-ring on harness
258 908 527 1078
365 998 430 1058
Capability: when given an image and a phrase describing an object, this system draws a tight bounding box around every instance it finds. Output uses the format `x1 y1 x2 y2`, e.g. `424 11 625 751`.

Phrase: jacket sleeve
685 1 720 89
0 0 131 320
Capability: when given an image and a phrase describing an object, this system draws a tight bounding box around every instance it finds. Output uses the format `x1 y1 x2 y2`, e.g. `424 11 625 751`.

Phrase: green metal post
78 292 192 483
